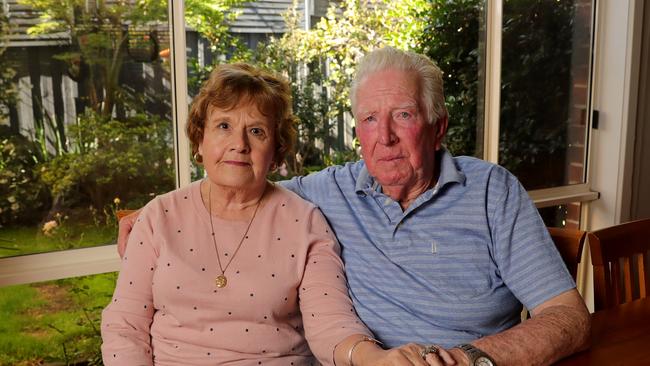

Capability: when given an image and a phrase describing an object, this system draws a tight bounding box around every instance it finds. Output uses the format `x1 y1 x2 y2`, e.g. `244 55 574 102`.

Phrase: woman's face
198 101 276 192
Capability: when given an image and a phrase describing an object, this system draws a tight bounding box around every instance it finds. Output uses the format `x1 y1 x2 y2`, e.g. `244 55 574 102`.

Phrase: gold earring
193 152 203 163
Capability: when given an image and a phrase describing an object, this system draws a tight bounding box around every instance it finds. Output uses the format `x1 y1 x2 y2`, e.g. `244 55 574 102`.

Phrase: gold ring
420 345 439 359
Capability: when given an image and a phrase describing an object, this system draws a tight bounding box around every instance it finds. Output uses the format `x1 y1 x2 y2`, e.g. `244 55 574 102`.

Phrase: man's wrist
454 344 496 366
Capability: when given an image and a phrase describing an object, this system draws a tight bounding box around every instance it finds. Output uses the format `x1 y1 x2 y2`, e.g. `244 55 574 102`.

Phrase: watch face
475 356 494 366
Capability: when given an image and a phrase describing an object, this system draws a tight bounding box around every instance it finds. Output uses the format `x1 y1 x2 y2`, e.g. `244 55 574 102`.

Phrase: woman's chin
208 175 265 191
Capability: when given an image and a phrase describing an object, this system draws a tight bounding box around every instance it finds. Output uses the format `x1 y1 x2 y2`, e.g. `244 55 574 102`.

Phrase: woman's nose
230 129 250 153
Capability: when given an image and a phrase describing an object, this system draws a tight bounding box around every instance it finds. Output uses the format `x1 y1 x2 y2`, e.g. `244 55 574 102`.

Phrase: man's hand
422 346 461 366
356 342 458 366
117 209 140 258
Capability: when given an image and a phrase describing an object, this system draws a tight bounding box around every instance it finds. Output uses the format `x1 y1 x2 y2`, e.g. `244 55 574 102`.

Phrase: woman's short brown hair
187 63 297 166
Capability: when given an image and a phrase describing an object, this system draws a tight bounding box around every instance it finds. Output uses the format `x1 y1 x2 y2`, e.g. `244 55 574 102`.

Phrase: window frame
4 0 636 288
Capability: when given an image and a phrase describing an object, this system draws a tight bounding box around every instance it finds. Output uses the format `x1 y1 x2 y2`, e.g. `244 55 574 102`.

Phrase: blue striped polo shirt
281 149 575 348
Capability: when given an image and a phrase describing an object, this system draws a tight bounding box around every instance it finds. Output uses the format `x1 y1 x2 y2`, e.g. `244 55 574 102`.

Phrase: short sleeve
279 167 338 205
488 170 575 310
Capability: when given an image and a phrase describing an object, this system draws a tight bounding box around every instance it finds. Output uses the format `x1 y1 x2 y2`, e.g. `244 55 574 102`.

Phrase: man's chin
373 174 409 188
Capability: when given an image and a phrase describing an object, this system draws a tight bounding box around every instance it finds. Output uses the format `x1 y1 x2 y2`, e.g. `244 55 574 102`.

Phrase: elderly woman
101 64 426 366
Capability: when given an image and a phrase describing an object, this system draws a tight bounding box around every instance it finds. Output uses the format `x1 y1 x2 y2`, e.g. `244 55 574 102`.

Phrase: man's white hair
350 47 448 125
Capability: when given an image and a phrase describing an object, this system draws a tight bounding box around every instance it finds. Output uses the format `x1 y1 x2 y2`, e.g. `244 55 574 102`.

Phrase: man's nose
377 117 397 145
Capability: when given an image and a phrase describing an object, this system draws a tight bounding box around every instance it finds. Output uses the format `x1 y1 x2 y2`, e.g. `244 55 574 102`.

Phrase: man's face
354 68 446 190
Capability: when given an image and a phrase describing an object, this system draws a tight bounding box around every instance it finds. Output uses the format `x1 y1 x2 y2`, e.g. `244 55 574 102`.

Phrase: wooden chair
548 227 587 281
116 209 137 221
588 218 650 310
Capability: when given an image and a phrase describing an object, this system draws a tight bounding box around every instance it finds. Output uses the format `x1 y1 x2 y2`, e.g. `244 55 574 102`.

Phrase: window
0 1 175 260
498 0 592 191
3 0 627 363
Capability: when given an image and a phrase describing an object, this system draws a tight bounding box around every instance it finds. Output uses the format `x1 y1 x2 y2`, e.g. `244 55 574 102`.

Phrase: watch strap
455 344 496 366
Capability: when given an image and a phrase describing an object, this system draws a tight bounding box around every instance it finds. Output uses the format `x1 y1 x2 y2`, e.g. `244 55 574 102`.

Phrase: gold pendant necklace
208 181 263 288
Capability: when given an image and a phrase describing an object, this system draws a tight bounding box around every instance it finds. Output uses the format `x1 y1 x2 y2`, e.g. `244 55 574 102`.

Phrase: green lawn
0 223 116 258
0 273 117 366
0 223 118 365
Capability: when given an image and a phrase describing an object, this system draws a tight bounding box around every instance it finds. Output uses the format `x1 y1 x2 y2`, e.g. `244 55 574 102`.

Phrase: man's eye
397 112 411 119
364 116 376 123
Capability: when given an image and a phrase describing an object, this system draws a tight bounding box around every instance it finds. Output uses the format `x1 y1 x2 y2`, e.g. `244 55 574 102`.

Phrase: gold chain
207 181 263 288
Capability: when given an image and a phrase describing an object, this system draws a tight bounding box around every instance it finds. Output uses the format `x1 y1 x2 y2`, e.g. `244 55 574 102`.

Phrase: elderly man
120 47 589 365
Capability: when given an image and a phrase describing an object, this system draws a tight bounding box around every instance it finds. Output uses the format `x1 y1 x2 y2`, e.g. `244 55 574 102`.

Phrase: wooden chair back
588 218 650 310
548 227 586 281
116 209 137 221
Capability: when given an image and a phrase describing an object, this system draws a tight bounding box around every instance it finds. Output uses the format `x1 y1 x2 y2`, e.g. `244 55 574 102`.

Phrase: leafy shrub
39 110 174 212
0 126 51 226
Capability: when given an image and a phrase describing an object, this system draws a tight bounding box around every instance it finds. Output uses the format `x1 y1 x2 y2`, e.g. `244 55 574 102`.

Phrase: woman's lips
224 160 250 166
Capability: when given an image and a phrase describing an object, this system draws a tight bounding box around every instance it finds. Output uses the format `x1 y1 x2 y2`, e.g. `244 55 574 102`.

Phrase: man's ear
433 115 449 150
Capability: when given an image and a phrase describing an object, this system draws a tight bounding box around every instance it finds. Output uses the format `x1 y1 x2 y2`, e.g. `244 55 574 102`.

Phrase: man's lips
377 156 404 162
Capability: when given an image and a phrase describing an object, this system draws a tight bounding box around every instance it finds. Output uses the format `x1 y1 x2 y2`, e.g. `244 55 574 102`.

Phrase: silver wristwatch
456 344 496 366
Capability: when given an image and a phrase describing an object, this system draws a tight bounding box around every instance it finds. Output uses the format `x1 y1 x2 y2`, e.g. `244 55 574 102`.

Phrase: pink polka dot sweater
101 181 372 365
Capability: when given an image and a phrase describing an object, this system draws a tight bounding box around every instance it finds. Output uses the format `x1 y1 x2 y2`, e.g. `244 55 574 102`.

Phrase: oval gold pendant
215 275 227 288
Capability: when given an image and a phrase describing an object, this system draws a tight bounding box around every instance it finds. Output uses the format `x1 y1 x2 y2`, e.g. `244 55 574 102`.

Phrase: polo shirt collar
355 147 466 195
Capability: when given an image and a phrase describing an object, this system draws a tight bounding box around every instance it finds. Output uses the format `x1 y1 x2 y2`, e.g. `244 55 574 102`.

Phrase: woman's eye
250 127 265 136
217 122 229 130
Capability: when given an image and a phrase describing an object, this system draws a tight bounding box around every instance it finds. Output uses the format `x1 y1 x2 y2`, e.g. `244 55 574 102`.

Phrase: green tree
21 0 169 117
253 0 427 173
418 0 481 158
418 0 577 188
0 6 17 122
185 0 250 59
498 0 575 188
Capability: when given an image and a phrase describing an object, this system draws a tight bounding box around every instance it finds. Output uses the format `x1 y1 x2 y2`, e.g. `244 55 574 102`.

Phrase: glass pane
183 0 483 180
499 0 593 189
538 202 582 229
0 272 117 365
0 2 174 258
420 1 485 158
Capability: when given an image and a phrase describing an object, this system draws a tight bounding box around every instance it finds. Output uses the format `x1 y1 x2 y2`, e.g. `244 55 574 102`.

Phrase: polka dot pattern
101 181 371 365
